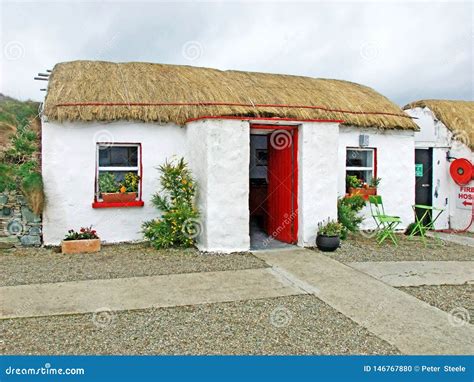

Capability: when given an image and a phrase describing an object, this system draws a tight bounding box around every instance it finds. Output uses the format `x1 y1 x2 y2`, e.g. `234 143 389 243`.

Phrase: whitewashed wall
298 122 340 246
406 107 474 232
338 126 416 230
186 119 250 253
42 120 186 245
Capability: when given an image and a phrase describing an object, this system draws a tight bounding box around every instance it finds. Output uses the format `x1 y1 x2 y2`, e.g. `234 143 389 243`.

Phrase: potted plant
99 172 140 203
61 226 101 254
316 219 343 252
347 175 380 199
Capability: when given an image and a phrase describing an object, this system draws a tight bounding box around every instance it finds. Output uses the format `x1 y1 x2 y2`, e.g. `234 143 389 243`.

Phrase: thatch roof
404 99 474 149
43 60 416 130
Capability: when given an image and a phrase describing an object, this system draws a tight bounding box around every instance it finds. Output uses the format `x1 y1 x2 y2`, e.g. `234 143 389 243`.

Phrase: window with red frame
95 143 141 202
346 148 376 190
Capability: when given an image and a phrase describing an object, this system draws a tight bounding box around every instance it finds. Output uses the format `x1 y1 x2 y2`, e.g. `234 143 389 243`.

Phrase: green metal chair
368 195 402 246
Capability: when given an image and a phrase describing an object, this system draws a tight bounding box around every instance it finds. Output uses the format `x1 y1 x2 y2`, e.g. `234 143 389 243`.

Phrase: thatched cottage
41 60 418 252
404 100 474 232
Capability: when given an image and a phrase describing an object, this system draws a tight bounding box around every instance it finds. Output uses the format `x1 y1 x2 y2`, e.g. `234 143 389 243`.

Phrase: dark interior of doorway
249 134 294 250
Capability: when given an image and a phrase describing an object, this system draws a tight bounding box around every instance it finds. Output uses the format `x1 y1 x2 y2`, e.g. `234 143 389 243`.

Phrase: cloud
1 1 472 105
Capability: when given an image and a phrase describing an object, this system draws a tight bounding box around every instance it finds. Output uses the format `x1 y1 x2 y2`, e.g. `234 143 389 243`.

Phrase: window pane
99 146 138 167
346 150 373 168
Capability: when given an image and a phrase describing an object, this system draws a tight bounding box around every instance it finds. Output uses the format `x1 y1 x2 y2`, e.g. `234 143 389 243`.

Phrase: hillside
0 94 40 150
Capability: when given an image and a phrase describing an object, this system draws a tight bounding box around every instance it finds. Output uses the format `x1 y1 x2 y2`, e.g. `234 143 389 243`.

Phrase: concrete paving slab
348 261 474 287
428 232 474 247
253 249 474 355
0 268 304 319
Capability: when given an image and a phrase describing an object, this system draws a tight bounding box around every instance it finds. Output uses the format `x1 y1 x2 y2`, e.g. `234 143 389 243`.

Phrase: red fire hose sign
456 185 474 210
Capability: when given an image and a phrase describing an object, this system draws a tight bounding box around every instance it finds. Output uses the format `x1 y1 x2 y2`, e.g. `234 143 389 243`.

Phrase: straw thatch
404 100 474 150
44 60 417 130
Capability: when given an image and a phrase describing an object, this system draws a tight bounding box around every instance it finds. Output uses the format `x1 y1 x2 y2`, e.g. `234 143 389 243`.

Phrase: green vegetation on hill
0 94 44 215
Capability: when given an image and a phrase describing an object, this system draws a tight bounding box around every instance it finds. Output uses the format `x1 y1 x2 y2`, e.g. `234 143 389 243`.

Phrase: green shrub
142 158 200 249
338 195 366 239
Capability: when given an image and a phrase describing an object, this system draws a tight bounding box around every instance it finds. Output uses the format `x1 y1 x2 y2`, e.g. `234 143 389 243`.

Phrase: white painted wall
338 126 416 230
298 122 340 246
42 120 186 245
406 107 474 232
186 119 250 253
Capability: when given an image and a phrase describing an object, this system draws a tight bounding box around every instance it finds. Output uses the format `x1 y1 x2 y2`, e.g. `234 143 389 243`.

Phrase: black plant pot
316 235 340 252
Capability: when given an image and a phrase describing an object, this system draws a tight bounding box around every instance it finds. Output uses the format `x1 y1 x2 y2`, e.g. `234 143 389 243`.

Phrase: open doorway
249 125 298 250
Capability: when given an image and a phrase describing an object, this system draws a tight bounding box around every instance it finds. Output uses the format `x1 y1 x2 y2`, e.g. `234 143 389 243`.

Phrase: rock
21 206 41 223
29 226 42 235
0 194 8 205
20 235 41 246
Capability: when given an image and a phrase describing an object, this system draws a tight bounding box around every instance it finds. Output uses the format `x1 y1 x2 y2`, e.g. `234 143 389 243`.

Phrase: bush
142 158 200 249
338 195 366 239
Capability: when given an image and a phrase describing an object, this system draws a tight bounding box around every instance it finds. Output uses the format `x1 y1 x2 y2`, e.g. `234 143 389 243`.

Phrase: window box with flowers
93 144 144 208
61 226 101 254
347 175 381 199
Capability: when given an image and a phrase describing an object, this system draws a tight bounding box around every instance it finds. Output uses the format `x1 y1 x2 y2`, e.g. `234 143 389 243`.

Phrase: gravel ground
320 234 474 263
398 284 473 324
0 243 267 287
0 295 399 355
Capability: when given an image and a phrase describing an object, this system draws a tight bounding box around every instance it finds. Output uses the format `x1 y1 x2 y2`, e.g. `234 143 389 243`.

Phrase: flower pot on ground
61 226 100 254
316 220 343 252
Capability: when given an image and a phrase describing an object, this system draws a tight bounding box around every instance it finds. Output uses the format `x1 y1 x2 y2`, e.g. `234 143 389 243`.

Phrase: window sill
92 201 145 209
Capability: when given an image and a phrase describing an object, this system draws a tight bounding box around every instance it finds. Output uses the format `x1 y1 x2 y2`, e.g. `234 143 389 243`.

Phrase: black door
415 149 433 225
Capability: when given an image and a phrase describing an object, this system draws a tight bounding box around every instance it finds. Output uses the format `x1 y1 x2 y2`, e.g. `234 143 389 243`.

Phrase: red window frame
345 147 378 184
92 142 144 208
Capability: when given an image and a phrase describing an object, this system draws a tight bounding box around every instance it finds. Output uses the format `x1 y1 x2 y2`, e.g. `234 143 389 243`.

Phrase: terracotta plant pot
61 238 101 254
316 235 340 252
101 192 137 203
348 187 377 200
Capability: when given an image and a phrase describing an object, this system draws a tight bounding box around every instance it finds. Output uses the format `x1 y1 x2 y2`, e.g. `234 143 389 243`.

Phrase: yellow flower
120 185 127 193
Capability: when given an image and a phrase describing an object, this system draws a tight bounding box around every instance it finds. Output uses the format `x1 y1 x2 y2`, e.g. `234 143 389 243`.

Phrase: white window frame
346 147 376 183
96 143 141 201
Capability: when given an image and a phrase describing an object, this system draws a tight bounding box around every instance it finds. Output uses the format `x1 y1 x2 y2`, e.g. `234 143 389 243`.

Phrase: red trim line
55 101 412 119
186 116 344 124
92 201 144 209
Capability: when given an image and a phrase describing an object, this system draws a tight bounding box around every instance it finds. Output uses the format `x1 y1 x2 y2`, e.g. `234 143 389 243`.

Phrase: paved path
0 268 304 319
428 232 474 247
348 261 474 286
253 249 474 355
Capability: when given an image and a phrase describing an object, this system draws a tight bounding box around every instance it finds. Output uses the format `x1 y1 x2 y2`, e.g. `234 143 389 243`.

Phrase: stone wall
0 190 42 248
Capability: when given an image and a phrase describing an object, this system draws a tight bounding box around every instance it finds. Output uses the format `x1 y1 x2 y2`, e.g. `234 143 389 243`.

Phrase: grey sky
1 1 472 105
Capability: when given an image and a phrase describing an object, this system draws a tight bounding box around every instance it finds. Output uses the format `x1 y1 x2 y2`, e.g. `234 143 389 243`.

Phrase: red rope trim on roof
54 101 413 119
185 116 345 124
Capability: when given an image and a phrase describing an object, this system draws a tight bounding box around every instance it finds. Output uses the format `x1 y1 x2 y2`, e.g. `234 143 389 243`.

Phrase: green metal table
409 204 445 245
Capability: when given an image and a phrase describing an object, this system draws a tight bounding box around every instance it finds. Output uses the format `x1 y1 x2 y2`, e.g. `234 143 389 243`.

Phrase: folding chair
368 195 402 246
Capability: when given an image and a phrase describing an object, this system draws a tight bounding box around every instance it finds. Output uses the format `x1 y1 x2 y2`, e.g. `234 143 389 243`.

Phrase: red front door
266 127 298 244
